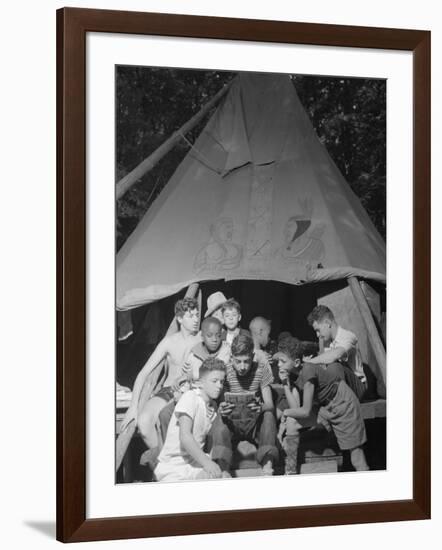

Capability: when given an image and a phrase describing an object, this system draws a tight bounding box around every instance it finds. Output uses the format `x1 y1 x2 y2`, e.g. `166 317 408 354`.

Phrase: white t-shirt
327 326 365 381
157 389 217 467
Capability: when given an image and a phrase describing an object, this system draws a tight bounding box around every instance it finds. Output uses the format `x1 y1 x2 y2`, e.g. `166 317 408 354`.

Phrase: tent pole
116 283 200 473
116 82 232 200
347 276 386 387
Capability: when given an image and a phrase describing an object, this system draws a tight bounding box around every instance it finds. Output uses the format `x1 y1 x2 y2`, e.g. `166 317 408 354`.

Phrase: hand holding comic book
222 391 261 436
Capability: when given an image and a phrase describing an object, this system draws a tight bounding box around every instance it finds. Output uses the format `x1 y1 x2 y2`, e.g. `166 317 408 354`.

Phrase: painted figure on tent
193 217 243 273
276 197 325 267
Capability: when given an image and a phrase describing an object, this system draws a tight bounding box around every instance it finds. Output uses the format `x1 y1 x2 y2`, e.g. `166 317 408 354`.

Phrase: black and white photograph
115 67 387 484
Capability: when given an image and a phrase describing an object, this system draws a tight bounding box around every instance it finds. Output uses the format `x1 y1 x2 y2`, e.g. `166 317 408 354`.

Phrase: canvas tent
117 73 385 306
115 72 387 475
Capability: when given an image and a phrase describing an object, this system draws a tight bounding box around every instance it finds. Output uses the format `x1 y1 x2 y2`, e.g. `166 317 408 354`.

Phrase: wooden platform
116 396 386 481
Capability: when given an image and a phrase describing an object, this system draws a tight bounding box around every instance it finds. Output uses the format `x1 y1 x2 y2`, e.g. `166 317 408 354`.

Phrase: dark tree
116 68 386 249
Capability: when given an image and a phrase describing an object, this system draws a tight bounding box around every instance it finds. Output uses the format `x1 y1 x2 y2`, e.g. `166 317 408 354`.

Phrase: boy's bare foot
261 460 274 476
139 447 160 469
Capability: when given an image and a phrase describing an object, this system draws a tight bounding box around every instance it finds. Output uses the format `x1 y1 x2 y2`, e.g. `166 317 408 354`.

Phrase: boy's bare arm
284 384 300 409
304 347 346 364
260 385 275 412
284 381 314 419
178 415 221 478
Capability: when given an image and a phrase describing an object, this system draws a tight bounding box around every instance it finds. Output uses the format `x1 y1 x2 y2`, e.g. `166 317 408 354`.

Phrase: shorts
317 381 367 450
274 385 317 426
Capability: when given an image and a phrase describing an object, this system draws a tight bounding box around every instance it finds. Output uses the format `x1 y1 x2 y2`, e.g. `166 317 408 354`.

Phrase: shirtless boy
120 298 201 461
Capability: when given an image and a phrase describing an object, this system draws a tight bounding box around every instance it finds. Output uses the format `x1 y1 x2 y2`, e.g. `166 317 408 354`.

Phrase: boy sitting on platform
305 305 367 400
278 336 369 471
274 337 316 474
120 297 201 467
154 358 227 482
211 333 279 475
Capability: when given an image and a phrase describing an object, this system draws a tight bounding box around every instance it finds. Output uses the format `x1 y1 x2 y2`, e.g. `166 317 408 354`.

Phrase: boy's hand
219 401 234 417
278 368 289 384
203 460 222 479
303 354 314 362
171 376 187 392
120 406 137 432
247 401 262 414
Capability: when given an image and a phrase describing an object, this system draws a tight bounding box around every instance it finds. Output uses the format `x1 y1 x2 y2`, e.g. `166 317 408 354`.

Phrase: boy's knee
137 410 156 435
285 417 301 435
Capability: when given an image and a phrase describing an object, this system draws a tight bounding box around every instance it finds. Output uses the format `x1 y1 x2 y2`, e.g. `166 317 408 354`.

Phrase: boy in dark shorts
305 305 367 400
211 333 279 475
277 336 369 472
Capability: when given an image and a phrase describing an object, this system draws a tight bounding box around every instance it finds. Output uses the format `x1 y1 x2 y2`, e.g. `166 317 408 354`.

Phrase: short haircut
231 332 254 357
174 297 199 318
278 336 304 361
249 316 271 331
201 316 222 332
221 298 241 315
199 357 226 377
278 331 293 343
307 305 335 326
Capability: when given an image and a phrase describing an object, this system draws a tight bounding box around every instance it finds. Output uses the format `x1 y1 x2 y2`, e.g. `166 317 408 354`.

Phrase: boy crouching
277 336 369 472
154 358 228 482
211 333 279 475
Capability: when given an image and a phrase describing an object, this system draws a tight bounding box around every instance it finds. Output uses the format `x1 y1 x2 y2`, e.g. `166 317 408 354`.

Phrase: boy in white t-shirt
305 305 367 396
154 358 227 482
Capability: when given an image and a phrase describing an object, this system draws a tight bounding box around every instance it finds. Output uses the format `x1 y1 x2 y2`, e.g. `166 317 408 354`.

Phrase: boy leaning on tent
119 291 231 468
303 305 368 401
119 297 201 459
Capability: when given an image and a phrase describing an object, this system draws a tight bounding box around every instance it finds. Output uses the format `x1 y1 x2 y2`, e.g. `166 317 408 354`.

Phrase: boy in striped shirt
211 333 279 475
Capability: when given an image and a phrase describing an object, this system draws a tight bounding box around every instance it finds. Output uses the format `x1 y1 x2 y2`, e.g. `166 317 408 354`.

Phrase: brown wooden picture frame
56 7 431 543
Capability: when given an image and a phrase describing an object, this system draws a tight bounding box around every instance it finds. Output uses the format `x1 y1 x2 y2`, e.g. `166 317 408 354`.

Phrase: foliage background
116 67 386 250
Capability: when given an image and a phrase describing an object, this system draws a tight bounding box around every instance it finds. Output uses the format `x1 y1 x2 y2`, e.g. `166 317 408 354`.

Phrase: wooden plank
232 468 264 478
300 460 338 474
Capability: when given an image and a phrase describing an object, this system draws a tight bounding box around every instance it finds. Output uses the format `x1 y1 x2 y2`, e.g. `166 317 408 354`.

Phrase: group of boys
120 291 370 482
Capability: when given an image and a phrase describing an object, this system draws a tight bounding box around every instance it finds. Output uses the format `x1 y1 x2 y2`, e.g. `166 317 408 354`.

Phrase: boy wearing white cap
204 291 228 324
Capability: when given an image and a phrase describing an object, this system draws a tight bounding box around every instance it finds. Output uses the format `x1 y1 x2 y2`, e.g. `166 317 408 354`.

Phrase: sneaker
261 460 274 476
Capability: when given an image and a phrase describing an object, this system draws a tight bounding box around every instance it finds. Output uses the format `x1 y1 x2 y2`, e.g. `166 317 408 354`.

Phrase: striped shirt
224 357 273 397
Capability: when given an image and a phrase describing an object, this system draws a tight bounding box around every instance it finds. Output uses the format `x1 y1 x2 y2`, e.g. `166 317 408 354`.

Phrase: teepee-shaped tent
115 72 387 472
117 73 385 311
